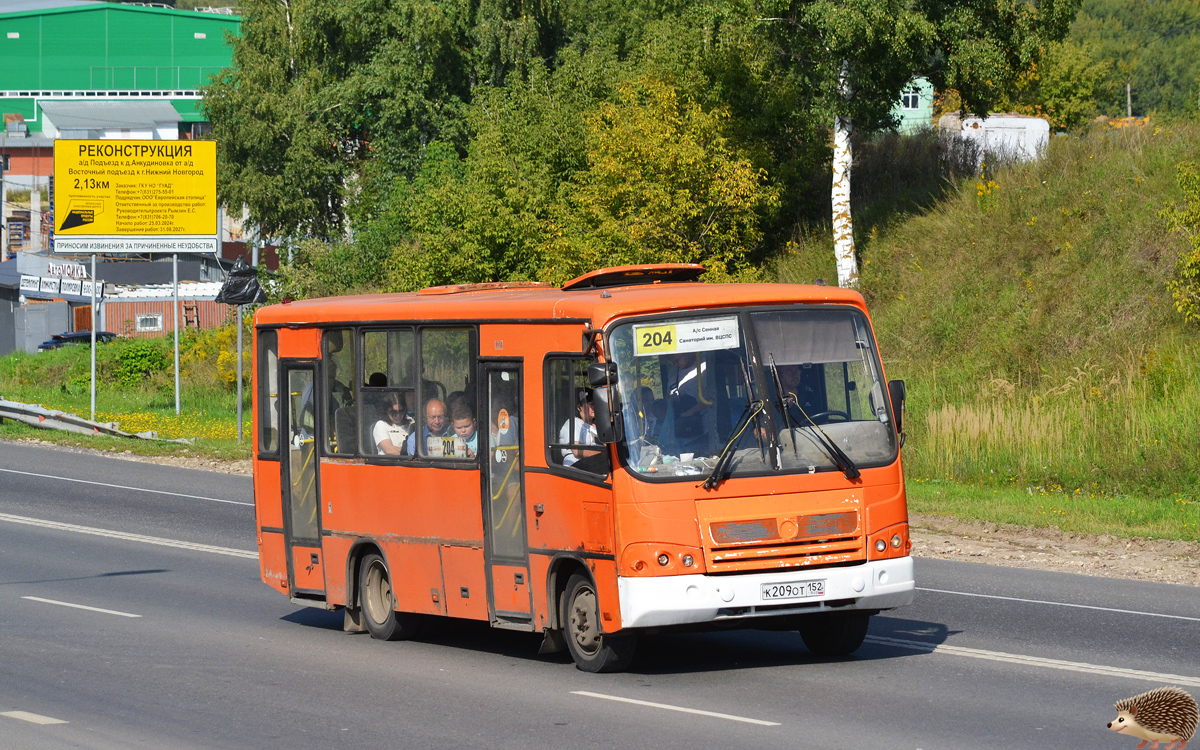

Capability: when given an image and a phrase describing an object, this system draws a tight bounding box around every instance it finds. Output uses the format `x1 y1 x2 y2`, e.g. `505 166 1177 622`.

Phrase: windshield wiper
741 356 768 464
768 357 798 458
701 399 764 490
786 392 861 481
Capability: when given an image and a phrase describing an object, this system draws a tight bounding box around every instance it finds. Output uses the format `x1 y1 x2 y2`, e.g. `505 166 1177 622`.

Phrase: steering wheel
805 410 851 423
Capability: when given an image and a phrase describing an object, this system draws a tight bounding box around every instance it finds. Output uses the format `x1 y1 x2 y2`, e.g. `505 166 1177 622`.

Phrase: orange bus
252 264 914 672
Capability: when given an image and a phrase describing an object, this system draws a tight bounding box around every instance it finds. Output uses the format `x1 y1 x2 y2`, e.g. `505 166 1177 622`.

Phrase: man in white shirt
559 389 599 467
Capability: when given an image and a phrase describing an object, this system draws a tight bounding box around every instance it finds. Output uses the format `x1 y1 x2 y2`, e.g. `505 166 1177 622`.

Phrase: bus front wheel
359 553 421 642
798 611 870 657
562 573 636 673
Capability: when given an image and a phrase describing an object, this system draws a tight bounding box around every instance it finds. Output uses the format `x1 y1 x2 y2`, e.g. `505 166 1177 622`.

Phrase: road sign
51 140 217 254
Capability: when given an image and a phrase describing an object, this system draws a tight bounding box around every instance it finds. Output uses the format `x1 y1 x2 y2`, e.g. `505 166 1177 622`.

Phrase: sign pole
173 252 180 416
236 303 243 444
90 253 97 421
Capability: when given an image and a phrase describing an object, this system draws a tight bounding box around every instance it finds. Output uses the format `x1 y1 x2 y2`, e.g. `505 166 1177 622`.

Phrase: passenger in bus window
661 352 712 451
451 403 478 459
406 397 451 456
559 389 599 467
777 364 822 413
373 392 413 456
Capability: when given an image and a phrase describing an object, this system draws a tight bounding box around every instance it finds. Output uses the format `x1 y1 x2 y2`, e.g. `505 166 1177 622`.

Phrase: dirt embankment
911 514 1200 587
10 437 1199 587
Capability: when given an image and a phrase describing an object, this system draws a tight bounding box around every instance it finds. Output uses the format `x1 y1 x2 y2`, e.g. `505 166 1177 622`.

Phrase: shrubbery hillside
781 120 1199 535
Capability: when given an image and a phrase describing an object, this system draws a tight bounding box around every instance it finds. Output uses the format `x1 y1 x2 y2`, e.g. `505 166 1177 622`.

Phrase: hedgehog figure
1107 687 1198 749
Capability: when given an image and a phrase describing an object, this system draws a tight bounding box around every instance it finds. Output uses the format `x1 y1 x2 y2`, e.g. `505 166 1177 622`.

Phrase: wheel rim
569 584 601 656
364 561 392 625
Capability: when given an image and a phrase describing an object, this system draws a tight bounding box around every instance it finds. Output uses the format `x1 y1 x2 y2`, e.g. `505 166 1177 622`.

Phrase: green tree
1164 162 1200 324
1072 0 1200 115
541 76 779 284
203 0 475 239
1007 40 1112 128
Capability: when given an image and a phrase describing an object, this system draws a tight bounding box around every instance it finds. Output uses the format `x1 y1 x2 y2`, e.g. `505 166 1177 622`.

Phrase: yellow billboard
52 140 217 254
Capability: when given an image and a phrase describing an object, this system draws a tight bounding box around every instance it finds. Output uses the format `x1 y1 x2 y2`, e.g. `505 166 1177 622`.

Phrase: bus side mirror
588 362 622 444
592 384 624 445
587 362 617 388
888 379 906 446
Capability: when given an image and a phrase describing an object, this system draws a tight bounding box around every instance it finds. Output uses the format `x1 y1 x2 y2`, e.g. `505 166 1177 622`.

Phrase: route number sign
633 317 740 357
52 140 217 254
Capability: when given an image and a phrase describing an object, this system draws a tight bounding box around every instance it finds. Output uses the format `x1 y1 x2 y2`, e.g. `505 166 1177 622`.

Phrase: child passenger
451 403 478 459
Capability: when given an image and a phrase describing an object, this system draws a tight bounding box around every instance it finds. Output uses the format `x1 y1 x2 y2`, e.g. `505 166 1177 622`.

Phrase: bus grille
705 511 863 572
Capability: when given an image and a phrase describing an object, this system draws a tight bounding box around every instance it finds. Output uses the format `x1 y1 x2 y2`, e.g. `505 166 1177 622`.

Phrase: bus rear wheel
359 553 421 641
798 611 870 657
562 573 636 673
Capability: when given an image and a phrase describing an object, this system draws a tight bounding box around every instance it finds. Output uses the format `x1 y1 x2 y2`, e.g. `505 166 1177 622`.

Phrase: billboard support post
90 253 96 421
173 252 180 416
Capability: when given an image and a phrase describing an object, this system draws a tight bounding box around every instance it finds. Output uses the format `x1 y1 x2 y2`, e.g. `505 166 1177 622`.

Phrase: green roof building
0 0 239 254
0 0 238 134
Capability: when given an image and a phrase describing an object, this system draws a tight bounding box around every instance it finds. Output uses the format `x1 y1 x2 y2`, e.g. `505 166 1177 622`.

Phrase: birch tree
758 0 1081 287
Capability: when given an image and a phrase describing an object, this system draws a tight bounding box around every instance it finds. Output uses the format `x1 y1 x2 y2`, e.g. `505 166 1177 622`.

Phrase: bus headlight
657 553 670 566
891 534 903 548
875 539 887 552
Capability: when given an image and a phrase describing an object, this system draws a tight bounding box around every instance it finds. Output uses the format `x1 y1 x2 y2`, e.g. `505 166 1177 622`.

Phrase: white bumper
617 556 915 630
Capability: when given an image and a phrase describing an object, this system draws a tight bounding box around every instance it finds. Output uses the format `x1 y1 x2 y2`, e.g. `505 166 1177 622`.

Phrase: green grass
779 119 1200 540
0 326 252 460
908 480 1200 541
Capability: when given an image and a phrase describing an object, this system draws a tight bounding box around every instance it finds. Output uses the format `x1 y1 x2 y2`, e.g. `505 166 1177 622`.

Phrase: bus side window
361 329 415 456
323 329 356 455
545 357 607 475
258 329 279 454
419 328 473 460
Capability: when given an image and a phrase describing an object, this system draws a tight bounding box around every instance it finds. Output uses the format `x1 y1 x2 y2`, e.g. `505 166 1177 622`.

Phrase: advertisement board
52 140 217 254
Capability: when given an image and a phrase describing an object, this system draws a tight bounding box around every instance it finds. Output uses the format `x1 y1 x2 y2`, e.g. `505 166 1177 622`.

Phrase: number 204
641 330 673 348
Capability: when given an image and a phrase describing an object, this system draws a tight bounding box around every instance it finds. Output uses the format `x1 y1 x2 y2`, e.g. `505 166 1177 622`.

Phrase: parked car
37 331 118 351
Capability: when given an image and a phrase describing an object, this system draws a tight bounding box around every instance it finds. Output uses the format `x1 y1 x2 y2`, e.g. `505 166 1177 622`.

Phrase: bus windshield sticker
633 317 739 357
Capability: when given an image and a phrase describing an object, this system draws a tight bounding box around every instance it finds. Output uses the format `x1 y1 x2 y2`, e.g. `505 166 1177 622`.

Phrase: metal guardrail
0 399 190 443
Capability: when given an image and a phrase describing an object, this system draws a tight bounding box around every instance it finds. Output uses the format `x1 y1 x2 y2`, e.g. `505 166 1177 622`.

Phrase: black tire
358 553 422 641
798 611 870 657
562 573 637 673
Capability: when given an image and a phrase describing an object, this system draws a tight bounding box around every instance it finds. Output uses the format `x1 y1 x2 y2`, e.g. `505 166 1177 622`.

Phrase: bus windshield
609 307 898 481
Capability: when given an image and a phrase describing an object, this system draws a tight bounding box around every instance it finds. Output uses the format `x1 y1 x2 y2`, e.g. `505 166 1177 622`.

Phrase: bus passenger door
280 362 326 601
481 362 533 625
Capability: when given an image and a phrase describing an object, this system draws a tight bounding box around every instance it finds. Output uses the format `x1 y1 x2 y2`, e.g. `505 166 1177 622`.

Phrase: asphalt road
1 440 1197 749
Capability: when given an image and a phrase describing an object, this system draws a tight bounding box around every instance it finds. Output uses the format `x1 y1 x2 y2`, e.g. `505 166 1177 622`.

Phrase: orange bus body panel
491 564 532 614
321 535 354 607
277 326 320 359
255 464 284 530
291 545 326 590
441 546 489 620
259 531 288 595
252 278 910 644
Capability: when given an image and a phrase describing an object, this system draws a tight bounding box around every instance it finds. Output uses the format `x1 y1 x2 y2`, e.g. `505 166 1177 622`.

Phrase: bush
114 339 170 387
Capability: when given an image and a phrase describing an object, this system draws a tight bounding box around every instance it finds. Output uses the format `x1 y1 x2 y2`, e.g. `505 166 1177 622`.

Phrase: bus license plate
760 580 825 601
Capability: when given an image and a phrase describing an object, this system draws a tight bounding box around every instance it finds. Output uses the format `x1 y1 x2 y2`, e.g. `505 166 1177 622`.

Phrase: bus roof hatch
561 264 705 291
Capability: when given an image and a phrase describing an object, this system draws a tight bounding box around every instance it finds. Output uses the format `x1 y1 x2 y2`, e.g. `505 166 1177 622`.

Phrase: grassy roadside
0 325 252 460
778 119 1200 541
907 480 1200 541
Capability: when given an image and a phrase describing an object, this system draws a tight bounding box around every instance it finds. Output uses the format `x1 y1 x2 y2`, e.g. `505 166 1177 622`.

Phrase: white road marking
1 710 68 725
917 587 1200 623
865 635 1200 688
571 691 781 726
22 596 141 618
0 513 257 559
0 467 252 506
